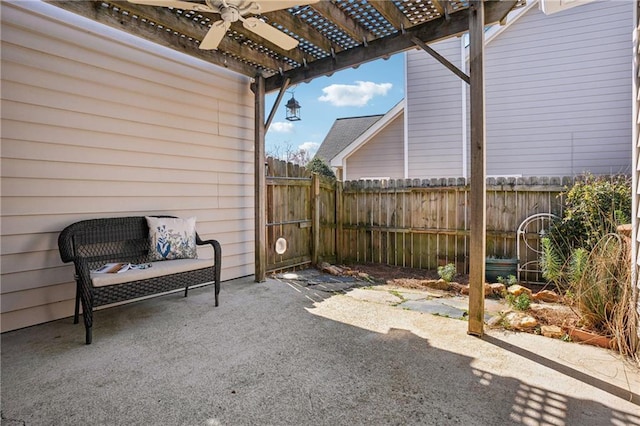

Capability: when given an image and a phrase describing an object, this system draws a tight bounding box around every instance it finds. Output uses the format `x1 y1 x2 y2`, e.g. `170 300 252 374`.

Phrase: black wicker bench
58 216 221 344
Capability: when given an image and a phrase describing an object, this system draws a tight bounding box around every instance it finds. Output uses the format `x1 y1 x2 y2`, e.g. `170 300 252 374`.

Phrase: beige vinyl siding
1 1 254 332
483 0 632 176
406 38 464 178
345 112 405 180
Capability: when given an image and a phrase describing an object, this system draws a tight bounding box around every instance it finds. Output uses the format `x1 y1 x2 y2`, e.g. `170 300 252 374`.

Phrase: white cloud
271 121 294 133
299 141 320 155
318 81 393 107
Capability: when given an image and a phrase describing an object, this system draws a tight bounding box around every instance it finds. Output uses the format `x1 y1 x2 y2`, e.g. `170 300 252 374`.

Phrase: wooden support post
254 76 267 282
468 0 486 337
311 173 320 265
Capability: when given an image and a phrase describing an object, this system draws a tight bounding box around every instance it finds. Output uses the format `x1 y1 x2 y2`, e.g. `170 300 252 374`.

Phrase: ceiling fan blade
254 0 319 14
242 17 298 50
127 0 217 13
199 20 231 50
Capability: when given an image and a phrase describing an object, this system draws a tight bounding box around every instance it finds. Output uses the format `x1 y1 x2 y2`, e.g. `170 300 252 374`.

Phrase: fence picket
266 157 573 279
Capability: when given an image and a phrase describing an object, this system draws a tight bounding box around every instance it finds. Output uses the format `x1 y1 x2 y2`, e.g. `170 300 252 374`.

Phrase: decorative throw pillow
146 216 198 261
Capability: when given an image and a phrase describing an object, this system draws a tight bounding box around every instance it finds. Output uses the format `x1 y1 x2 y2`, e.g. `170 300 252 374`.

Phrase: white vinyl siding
345 113 405 180
483 0 632 176
406 38 464 178
634 1 640 327
1 1 254 332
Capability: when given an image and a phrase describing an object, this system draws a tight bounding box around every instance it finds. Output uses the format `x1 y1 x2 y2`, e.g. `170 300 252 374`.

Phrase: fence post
311 173 320 265
336 180 343 264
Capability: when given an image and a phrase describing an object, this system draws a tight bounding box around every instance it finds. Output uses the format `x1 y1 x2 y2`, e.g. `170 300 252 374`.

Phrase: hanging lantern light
285 93 301 121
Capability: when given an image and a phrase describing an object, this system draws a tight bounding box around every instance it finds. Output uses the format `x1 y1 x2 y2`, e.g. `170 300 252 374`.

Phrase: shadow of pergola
1 277 638 425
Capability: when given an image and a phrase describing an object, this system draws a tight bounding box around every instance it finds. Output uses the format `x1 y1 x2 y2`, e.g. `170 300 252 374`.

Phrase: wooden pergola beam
46 0 259 76
113 0 297 72
263 9 339 58
310 0 376 45
412 36 469 84
264 0 517 92
368 0 413 31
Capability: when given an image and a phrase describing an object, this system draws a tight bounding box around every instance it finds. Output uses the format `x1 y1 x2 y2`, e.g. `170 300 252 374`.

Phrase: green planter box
485 258 518 283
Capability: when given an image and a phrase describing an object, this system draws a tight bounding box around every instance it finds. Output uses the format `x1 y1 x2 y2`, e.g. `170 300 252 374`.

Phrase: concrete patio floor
1 274 639 425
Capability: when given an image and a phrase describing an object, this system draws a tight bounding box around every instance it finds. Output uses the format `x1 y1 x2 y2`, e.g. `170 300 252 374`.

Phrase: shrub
307 157 336 179
497 275 517 287
539 174 638 357
506 293 531 311
547 174 630 259
437 263 456 282
541 174 631 290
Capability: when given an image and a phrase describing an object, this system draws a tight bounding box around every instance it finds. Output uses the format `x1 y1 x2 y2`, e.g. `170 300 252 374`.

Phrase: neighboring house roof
330 100 405 169
314 114 384 164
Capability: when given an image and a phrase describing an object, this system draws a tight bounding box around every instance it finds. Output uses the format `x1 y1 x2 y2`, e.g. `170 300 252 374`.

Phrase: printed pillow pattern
146 216 198 261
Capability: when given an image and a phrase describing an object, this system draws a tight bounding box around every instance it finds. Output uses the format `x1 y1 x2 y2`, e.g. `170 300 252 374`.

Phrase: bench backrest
58 216 171 270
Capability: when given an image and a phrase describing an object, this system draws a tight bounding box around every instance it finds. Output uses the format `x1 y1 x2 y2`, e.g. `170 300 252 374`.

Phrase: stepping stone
346 288 403 304
400 300 467 319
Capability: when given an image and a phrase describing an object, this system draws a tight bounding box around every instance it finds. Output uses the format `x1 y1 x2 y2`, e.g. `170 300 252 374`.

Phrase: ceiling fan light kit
128 0 319 50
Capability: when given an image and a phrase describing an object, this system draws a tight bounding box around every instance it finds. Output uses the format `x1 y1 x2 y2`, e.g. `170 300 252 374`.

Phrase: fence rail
265 158 569 280
337 178 565 277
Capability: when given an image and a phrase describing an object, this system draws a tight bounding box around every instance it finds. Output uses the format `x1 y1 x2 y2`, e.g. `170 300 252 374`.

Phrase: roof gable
330 100 405 167
315 114 384 163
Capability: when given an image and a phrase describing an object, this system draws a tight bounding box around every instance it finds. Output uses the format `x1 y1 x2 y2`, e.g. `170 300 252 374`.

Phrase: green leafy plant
541 175 631 290
567 248 588 285
547 174 630 258
497 275 518 287
506 293 531 311
540 237 564 287
306 157 336 179
537 174 638 357
437 263 456 282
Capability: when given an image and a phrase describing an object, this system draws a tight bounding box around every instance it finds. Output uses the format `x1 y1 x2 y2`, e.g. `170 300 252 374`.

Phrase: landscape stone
532 289 561 303
507 284 532 297
541 325 564 338
489 283 506 295
486 315 505 328
459 283 493 296
504 311 538 330
419 279 450 291
319 262 344 275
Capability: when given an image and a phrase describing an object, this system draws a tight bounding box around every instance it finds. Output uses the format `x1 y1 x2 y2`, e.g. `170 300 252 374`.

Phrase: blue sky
265 52 405 159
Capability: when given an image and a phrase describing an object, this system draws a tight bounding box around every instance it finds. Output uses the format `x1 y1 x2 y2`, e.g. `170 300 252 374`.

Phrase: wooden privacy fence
338 177 567 279
265 158 336 271
266 157 569 279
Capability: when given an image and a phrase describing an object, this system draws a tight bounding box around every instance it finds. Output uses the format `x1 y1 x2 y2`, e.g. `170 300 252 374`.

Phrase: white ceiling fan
128 0 318 50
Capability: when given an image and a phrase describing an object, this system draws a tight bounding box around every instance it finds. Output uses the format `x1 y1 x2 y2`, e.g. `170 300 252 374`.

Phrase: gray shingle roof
314 114 384 164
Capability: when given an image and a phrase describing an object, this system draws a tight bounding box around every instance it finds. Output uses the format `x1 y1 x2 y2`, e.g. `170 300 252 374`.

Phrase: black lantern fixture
285 92 301 121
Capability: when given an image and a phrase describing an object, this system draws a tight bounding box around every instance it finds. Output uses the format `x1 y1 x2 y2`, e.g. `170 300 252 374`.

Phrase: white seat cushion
90 258 214 288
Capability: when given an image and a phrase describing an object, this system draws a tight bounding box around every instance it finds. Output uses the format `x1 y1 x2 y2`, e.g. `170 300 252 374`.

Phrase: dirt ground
346 262 469 286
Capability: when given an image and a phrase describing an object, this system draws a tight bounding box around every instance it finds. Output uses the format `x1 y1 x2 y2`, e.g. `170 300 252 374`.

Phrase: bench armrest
196 235 222 285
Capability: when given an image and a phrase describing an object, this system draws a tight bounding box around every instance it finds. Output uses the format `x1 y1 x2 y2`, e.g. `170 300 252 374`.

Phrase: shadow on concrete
483 334 640 407
1 277 638 425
